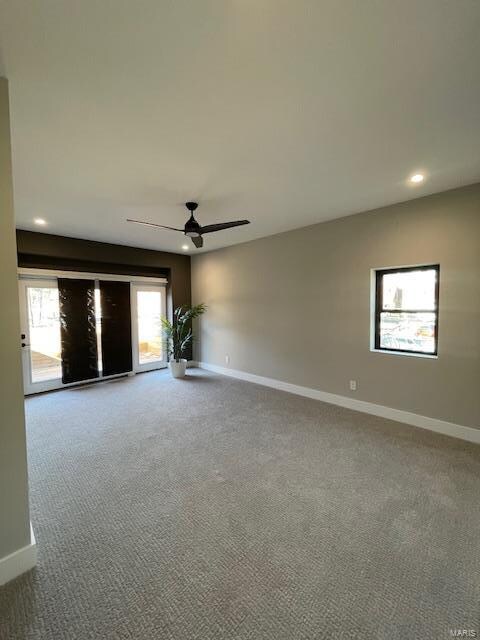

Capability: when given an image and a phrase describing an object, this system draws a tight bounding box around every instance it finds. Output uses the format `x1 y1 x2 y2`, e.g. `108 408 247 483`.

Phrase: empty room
1 2 479 639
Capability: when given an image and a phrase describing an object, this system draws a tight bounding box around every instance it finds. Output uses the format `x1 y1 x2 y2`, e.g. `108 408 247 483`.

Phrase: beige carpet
1 368 479 639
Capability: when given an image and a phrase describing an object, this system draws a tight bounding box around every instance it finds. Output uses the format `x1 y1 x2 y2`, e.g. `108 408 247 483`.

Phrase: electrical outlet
349 380 357 391
225 355 230 365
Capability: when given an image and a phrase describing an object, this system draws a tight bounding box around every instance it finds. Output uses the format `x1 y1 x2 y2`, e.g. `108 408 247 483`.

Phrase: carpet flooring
1 368 479 639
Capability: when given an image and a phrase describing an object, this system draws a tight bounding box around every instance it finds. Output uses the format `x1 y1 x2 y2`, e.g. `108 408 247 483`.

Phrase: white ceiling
1 1 479 254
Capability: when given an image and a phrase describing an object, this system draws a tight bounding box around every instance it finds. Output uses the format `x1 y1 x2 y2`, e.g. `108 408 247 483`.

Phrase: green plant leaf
161 303 206 360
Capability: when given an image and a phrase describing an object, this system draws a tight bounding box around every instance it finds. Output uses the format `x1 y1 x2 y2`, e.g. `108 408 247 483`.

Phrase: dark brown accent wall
16 230 191 313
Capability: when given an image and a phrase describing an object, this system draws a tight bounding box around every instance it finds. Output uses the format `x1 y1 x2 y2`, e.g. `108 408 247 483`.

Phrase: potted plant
161 303 206 378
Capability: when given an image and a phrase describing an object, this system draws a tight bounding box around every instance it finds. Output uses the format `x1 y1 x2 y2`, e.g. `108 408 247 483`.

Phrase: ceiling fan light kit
127 202 250 249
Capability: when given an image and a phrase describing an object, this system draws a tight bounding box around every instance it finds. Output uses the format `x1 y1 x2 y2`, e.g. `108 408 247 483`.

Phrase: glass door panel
28 286 62 382
132 284 167 372
138 291 162 364
19 279 63 394
94 286 103 374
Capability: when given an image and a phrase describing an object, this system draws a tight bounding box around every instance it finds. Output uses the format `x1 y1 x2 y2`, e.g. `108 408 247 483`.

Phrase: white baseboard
0 523 37 586
198 362 480 445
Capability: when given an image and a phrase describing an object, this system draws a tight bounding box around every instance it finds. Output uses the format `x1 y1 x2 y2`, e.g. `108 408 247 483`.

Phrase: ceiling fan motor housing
185 202 201 236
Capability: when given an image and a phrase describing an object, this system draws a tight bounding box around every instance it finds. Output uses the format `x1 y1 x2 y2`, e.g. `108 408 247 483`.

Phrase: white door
131 284 167 372
19 278 63 394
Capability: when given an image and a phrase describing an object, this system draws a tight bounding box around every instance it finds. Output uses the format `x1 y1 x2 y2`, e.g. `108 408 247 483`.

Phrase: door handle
21 343 30 348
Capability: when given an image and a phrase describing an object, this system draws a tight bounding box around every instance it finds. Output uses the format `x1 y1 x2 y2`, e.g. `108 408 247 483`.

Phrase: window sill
370 348 438 360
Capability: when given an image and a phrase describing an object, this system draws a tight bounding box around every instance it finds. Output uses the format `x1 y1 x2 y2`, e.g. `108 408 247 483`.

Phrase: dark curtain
99 281 133 376
58 278 99 384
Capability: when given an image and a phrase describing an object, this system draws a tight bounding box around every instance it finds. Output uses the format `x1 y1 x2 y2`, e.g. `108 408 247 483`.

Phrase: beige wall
192 184 480 429
0 77 31 558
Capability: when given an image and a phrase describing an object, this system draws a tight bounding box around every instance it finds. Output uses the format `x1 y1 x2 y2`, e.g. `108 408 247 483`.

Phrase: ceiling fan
127 202 250 248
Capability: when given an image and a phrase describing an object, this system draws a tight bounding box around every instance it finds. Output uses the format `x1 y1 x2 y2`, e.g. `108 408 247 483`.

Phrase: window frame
373 264 440 357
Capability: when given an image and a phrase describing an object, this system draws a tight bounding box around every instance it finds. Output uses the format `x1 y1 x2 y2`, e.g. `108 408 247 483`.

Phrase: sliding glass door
19 274 167 395
131 284 167 372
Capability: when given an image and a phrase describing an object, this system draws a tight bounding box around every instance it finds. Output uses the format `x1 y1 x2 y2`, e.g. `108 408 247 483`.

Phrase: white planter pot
169 359 187 378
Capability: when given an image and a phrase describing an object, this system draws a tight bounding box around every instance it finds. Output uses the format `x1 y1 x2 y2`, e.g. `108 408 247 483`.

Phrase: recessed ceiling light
410 173 424 184
34 217 47 225
182 244 189 251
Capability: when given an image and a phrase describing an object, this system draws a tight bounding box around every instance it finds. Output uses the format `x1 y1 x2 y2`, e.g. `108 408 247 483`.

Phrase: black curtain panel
99 281 133 376
58 278 99 384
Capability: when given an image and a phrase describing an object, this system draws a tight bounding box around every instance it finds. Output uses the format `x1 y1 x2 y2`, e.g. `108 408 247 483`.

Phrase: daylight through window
374 265 439 356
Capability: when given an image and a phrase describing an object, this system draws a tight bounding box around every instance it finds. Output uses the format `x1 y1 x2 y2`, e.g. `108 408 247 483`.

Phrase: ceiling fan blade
200 220 250 234
191 235 203 248
126 219 184 232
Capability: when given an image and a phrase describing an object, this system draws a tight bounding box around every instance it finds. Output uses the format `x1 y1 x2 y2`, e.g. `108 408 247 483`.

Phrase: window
374 265 439 356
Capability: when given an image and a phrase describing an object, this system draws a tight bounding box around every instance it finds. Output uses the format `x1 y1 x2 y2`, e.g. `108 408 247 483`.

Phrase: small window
374 265 439 356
